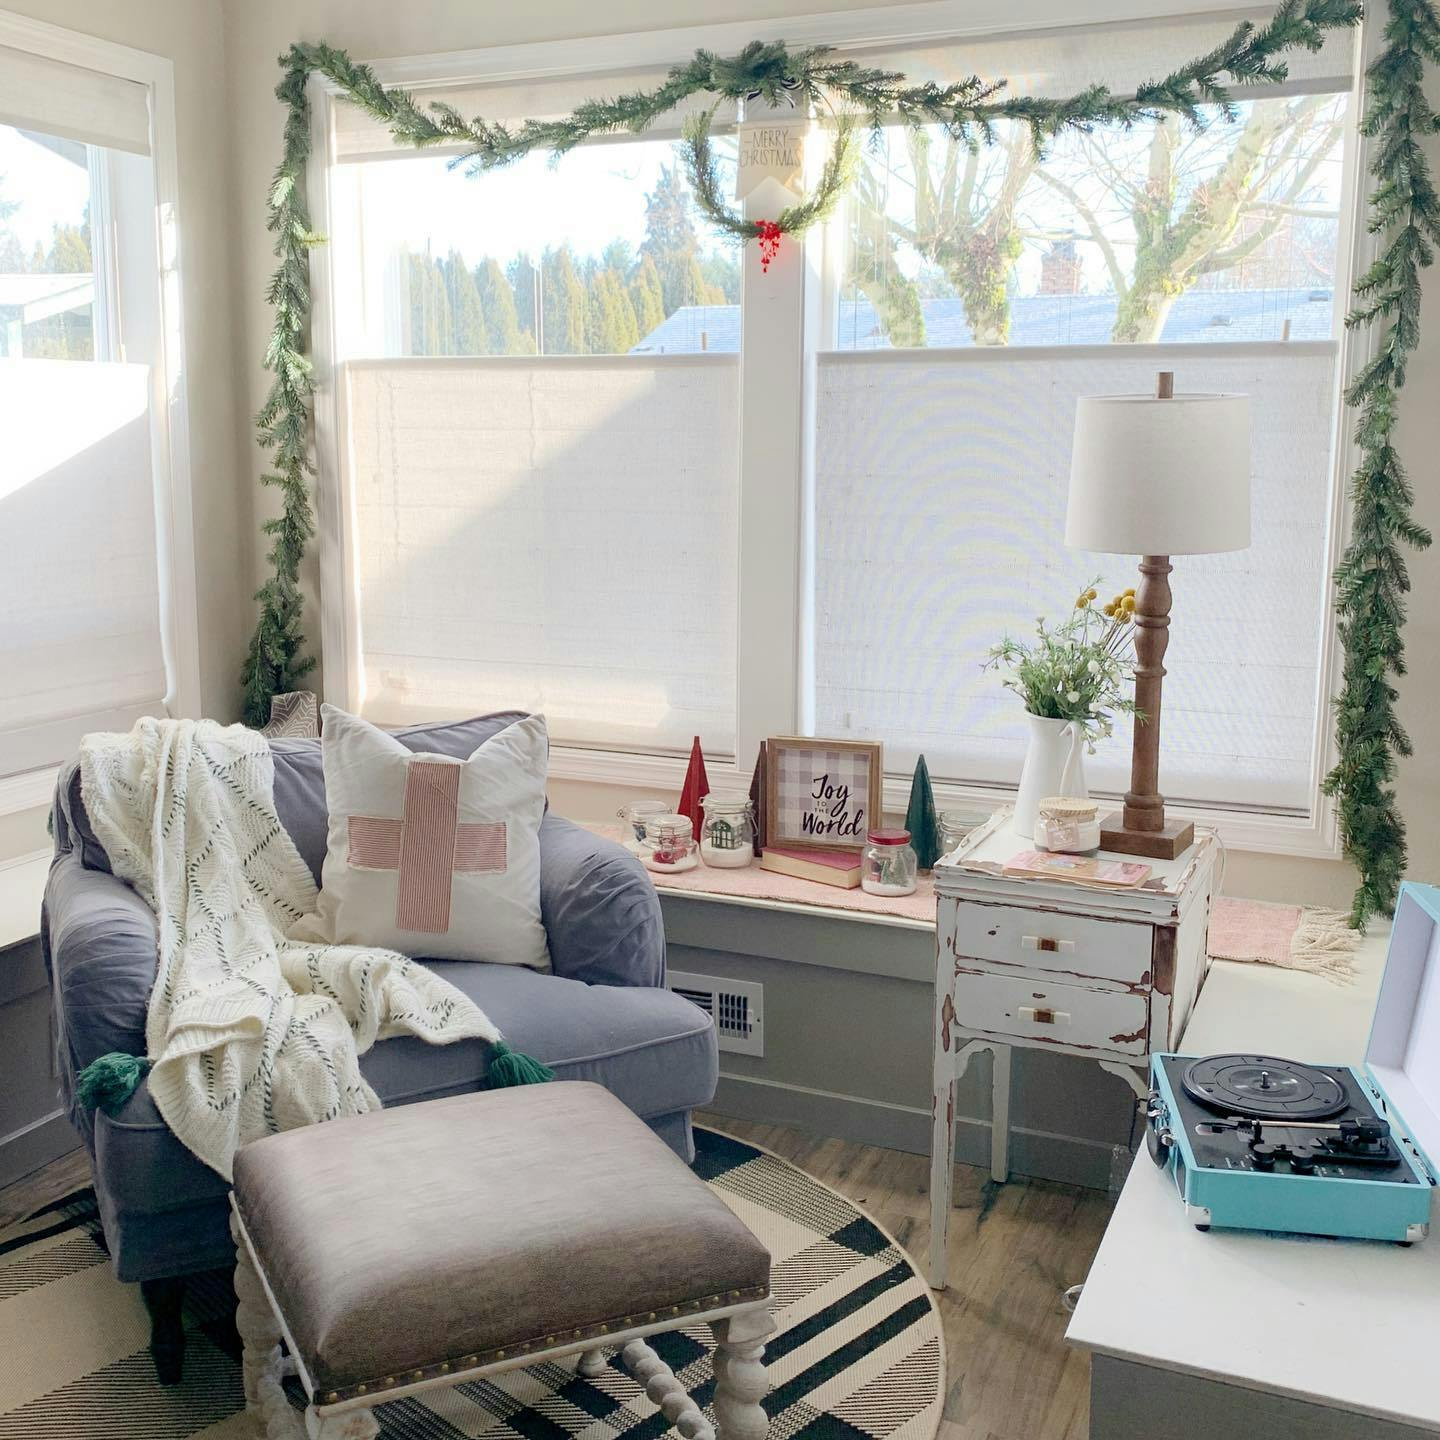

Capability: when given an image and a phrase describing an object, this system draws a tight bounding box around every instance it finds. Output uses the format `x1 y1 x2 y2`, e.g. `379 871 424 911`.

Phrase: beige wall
2 0 248 860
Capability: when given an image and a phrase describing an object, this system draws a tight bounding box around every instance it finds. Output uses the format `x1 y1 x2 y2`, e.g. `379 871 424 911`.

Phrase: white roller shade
333 64 733 164
347 354 740 754
842 7 1356 104
811 343 1337 812
0 43 150 154
0 360 168 776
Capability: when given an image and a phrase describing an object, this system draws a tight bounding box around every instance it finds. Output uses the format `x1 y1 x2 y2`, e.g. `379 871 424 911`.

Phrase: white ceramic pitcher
1014 713 1087 839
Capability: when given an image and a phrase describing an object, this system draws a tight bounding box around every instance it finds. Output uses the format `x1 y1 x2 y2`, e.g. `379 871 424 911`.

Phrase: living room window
0 21 198 793
312 10 1360 844
327 87 742 755
810 93 1350 813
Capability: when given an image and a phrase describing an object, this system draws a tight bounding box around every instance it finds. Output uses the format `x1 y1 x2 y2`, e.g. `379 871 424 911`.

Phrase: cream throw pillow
291 707 551 969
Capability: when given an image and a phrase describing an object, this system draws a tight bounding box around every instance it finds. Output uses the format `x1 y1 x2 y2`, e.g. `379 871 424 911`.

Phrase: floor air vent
668 970 764 1057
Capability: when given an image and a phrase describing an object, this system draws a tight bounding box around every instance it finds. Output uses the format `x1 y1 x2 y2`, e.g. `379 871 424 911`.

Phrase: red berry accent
756 220 783 273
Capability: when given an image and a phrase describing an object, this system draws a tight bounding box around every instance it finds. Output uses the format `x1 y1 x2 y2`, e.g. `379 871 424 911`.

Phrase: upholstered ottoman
229 1082 774 1440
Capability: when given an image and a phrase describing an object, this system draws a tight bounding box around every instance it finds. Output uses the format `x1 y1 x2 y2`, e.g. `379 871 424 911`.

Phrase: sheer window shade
811 344 1336 812
347 356 739 753
1 361 167 775
0 44 150 154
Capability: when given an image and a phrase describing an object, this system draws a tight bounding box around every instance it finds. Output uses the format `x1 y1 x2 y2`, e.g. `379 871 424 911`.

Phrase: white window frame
0 9 201 813
308 0 1381 858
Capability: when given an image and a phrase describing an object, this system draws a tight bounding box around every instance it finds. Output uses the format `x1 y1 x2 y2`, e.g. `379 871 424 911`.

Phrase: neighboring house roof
629 285 1336 353
0 273 95 324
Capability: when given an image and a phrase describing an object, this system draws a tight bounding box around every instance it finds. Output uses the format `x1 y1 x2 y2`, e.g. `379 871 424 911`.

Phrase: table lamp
1065 371 1250 860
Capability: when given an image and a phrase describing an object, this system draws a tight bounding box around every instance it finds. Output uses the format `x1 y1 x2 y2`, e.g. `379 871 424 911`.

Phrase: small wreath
681 109 859 270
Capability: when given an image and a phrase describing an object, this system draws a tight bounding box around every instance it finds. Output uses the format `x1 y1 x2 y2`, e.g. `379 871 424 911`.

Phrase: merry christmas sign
734 119 806 203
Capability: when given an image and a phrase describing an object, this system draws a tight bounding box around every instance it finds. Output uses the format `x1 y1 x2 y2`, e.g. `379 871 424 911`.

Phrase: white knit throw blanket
79 718 501 1180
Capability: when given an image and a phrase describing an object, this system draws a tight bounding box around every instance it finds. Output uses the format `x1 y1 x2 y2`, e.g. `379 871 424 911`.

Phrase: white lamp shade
1065 391 1251 555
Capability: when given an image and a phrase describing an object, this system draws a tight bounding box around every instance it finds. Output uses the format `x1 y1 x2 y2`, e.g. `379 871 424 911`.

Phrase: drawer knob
1022 935 1075 954
1019 1005 1070 1026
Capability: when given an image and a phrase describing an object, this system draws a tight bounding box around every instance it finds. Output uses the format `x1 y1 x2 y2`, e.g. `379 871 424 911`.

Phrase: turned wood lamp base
1098 813 1195 861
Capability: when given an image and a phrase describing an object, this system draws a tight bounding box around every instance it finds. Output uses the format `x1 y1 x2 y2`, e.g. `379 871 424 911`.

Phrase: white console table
1067 927 1440 1439
929 812 1218 1288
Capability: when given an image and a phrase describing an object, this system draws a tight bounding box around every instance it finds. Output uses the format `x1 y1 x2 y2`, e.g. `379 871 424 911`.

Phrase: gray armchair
42 712 715 1383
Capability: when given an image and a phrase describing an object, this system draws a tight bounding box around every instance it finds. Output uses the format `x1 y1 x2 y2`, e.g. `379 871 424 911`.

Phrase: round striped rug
0 1128 943 1440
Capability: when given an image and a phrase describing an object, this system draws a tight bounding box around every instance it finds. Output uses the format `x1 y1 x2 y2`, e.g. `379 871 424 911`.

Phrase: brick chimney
1040 239 1081 296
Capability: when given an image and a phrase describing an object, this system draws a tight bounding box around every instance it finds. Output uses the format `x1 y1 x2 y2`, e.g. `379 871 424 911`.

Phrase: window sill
545 746 1342 862
0 767 58 819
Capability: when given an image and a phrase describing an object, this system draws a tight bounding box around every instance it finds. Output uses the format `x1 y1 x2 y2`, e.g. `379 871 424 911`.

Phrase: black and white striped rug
0 1129 943 1440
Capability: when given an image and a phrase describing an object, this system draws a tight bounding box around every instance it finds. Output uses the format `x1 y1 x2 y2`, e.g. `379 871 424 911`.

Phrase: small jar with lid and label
639 814 699 873
700 793 756 868
1035 797 1101 854
617 799 668 855
861 829 918 896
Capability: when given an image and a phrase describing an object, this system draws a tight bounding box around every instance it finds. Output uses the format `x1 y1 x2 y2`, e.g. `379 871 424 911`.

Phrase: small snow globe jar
861 829 918 896
700 793 755 868
639 813 698 873
617 800 668 854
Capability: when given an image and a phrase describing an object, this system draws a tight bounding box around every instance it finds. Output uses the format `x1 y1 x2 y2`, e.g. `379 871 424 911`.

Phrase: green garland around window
1323 0 1440 926
242 0 1440 923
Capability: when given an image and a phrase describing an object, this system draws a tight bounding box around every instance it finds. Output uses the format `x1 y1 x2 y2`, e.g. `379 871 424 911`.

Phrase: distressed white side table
928 810 1218 1288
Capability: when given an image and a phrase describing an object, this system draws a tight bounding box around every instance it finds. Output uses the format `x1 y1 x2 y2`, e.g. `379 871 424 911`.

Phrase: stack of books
757 845 862 889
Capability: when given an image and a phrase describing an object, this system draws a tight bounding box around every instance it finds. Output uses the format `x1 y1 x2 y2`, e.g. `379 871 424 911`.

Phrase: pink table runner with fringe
587 825 936 924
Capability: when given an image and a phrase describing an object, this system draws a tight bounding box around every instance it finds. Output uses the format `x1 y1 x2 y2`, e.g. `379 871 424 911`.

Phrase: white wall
1 0 248 860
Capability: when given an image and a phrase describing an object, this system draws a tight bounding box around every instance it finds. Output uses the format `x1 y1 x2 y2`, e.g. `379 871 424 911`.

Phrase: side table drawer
953 968 1150 1055
953 900 1153 986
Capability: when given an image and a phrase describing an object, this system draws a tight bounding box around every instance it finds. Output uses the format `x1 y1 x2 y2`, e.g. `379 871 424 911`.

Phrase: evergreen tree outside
508 253 540 349
444 250 487 353
477 257 530 354
541 244 589 354
640 163 726 314
629 254 666 339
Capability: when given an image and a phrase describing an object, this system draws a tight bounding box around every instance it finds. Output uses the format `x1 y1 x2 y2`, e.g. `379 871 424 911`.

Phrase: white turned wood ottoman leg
577 1347 609 1377
711 1310 776 1440
621 1338 716 1440
304 1408 379 1439
231 1209 298 1438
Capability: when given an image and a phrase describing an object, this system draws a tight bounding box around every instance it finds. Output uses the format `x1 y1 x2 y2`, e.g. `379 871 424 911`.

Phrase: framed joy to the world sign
764 737 883 852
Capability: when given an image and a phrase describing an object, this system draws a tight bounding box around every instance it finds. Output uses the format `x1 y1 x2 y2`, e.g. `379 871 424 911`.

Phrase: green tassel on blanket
483 1040 554 1088
75 1052 152 1116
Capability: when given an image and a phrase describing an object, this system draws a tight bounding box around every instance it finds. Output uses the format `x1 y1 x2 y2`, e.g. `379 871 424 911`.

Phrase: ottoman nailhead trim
316 1285 770 1404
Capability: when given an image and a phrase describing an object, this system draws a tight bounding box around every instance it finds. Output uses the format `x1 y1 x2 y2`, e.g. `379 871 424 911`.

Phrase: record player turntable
1147 883 1440 1243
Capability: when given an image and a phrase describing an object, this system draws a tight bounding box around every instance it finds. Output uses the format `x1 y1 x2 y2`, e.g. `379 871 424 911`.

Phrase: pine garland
1323 0 1440 925
241 5 1439 926
241 48 322 725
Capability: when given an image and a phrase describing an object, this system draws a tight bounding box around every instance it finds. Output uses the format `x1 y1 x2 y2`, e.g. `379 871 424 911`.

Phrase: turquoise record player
1146 881 1440 1243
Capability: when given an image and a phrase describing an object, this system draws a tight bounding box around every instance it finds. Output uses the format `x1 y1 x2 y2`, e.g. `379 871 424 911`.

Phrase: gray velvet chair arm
538 815 665 988
42 852 158 1142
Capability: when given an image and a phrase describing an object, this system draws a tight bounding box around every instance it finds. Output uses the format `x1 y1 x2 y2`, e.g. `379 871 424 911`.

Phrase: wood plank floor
697 1113 1116 1440
0 1119 1117 1440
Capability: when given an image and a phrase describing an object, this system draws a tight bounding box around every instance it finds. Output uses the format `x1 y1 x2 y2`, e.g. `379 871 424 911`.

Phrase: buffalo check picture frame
764 736 883 852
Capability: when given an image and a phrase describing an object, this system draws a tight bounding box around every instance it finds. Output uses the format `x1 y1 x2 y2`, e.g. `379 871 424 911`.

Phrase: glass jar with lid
617 799 668 855
937 807 991 859
700 793 756 868
861 829 918 896
639 813 699 873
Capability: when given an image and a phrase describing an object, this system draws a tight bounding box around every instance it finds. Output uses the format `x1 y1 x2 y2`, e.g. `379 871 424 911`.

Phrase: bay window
0 18 197 794
311 7 1361 847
